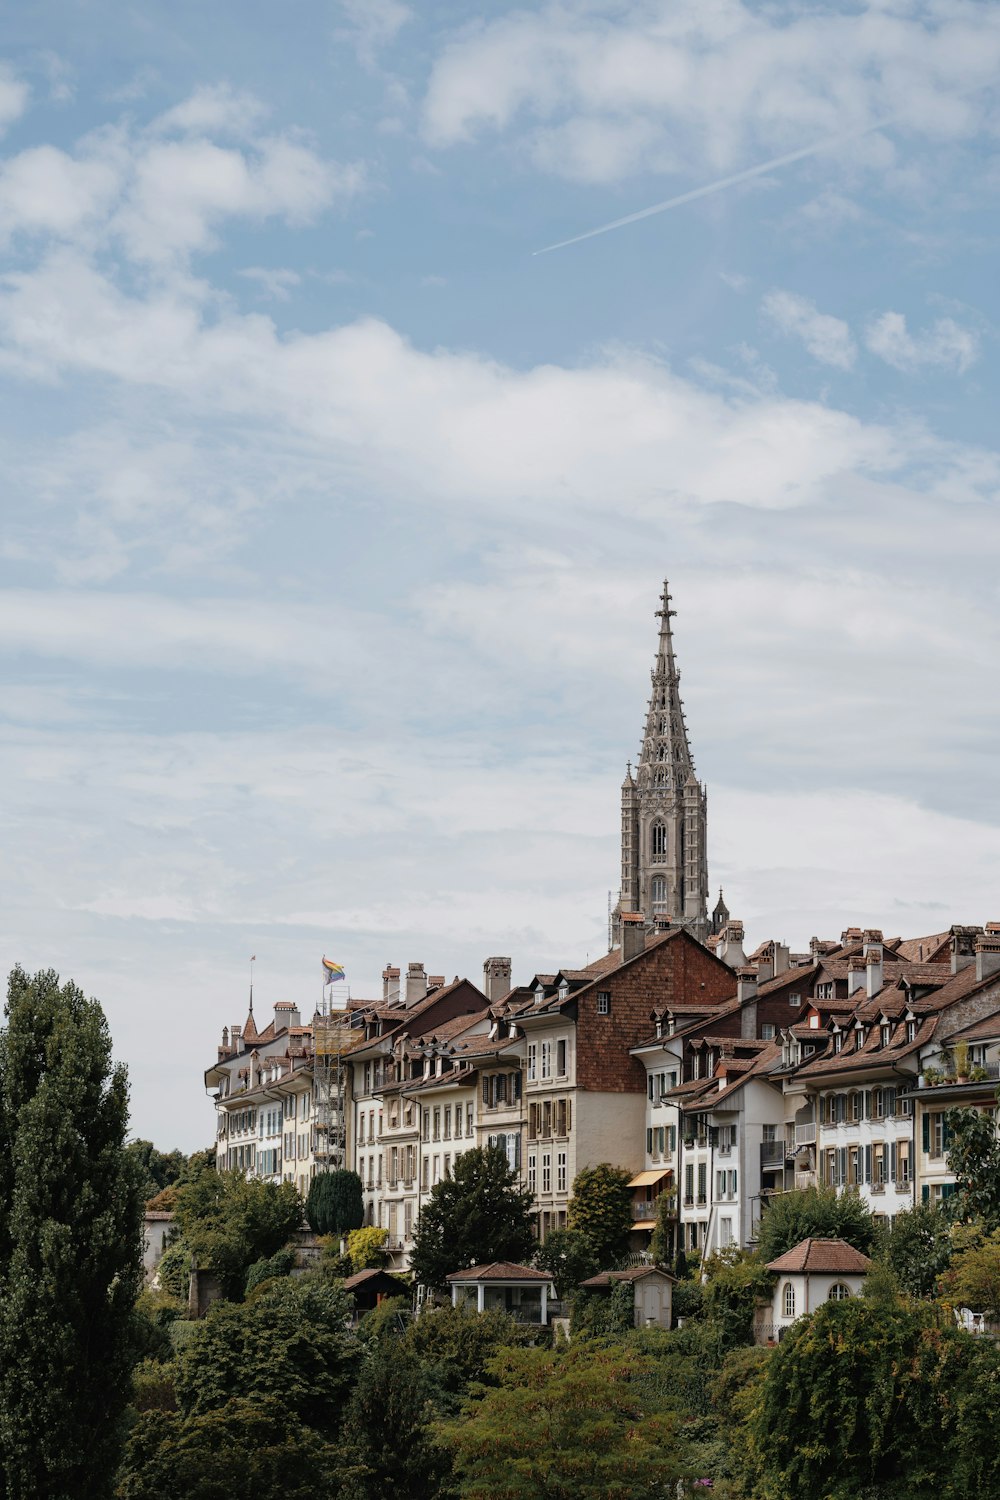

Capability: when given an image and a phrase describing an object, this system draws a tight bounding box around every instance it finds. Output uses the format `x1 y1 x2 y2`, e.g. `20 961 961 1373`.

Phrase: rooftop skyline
1 1 997 1150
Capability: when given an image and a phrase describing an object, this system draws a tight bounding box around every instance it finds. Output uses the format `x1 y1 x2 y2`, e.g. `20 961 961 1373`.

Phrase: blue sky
1 0 998 1150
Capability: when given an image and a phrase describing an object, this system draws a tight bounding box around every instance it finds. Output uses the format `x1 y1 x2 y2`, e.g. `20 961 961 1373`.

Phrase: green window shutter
922 1114 930 1153
922 1183 930 1204
864 1145 872 1183
942 1182 958 1200
943 1117 954 1149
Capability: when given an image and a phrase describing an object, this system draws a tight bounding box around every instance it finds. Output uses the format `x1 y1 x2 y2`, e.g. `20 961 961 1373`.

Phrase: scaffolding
313 993 352 1173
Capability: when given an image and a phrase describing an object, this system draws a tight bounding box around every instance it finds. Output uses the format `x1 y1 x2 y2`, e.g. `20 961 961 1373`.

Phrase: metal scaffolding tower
313 991 352 1172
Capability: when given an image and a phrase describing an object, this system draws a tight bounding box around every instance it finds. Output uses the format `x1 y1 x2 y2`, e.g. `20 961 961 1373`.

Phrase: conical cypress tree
0 967 144 1499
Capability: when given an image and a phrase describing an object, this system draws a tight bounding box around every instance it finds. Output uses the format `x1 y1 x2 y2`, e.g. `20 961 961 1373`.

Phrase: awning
632 1219 656 1231
627 1168 673 1189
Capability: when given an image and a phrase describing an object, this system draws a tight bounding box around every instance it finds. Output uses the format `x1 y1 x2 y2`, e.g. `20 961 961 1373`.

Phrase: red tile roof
446 1262 553 1283
766 1237 872 1275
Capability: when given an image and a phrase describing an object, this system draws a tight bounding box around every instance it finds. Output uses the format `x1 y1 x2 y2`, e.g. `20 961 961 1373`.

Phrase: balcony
794 1170 816 1191
794 1123 817 1146
632 1200 665 1221
760 1141 786 1168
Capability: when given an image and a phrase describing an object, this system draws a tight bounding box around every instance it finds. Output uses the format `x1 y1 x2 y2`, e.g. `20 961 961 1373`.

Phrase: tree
649 1189 676 1267
173 1167 301 1299
0 966 145 1498
946 1104 1000 1226
346 1225 389 1271
244 1247 294 1296
116 1398 343 1500
566 1163 633 1267
410 1147 535 1291
741 1294 994 1500
532 1227 599 1299
306 1169 364 1236
755 1184 877 1264
942 1227 1000 1317
339 1346 452 1499
125 1140 188 1202
173 1274 358 1436
882 1203 953 1298
700 1248 774 1351
440 1343 686 1499
400 1302 536 1413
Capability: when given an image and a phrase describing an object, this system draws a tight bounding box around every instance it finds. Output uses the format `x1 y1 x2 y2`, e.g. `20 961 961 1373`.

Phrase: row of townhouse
203 920 1000 1274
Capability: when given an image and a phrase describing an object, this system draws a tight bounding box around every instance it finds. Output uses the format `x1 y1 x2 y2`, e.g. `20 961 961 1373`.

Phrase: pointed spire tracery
638 578 694 786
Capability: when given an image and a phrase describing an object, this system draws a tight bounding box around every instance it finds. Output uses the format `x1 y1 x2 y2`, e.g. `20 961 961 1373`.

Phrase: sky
1 0 998 1151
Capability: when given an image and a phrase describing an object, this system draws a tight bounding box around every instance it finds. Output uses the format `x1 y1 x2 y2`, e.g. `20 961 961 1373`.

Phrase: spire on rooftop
638 579 694 783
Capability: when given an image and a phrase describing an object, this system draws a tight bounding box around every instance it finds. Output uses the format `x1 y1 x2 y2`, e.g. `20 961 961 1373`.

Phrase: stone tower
613 580 709 944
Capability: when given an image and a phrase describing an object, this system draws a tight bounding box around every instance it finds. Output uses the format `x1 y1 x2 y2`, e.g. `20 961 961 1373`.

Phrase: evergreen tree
0 966 144 1498
410 1147 534 1291
566 1163 633 1267
340 1347 451 1499
306 1169 364 1236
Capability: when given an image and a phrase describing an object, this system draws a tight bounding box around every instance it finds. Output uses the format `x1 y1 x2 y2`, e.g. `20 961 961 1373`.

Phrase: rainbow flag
322 957 345 984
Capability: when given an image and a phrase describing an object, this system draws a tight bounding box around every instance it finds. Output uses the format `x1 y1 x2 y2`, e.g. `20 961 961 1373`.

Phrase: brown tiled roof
579 1265 675 1288
766 1237 872 1275
895 931 952 963
446 1262 552 1283
950 1012 1000 1043
342 1268 410 1291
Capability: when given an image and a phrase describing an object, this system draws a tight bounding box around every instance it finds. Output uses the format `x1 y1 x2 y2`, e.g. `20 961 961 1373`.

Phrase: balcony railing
794 1123 817 1145
632 1200 662 1220
794 1170 815 1190
760 1141 786 1167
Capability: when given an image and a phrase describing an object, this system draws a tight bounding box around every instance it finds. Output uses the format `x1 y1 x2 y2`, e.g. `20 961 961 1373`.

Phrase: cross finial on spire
655 577 676 624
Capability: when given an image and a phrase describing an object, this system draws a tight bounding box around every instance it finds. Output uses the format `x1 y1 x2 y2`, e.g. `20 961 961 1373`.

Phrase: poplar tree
0 966 144 1499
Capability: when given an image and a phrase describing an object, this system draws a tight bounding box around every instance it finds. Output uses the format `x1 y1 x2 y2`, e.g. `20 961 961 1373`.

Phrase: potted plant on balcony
953 1041 970 1083
922 1066 942 1087
970 1065 988 1083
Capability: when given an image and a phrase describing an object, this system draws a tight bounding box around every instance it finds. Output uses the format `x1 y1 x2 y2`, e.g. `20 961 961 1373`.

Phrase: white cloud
761 289 857 370
152 84 268 139
0 144 120 243
0 66 29 134
340 0 412 61
865 310 979 374
238 265 302 301
422 2 1000 183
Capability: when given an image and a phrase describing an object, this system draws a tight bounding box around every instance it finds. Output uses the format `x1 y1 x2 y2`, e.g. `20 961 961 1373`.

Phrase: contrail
533 114 901 255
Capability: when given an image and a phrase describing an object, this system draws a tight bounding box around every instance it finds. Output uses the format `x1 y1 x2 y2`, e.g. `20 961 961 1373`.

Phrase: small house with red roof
763 1237 872 1339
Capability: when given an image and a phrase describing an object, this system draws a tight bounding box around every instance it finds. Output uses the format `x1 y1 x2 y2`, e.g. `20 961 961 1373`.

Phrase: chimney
427 974 446 992
382 964 401 1003
975 932 1000 983
405 962 428 1007
737 966 758 1039
622 913 647 963
274 1000 300 1030
232 1024 243 1054
483 957 512 1003
841 926 864 948
866 947 883 998
718 920 746 969
848 959 866 997
755 942 774 985
950 926 983 975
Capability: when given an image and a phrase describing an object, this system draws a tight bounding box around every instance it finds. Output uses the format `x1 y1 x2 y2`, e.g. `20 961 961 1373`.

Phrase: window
528 1153 536 1192
788 994 801 1008
527 1044 537 1081
651 875 667 913
557 1151 567 1192
433 1108 441 1141
422 1109 429 1141
720 1218 733 1248
542 1153 551 1193
597 992 611 1016
828 1283 852 1301
404 1201 413 1239
697 1162 707 1205
541 1042 552 1080
557 1039 567 1076
528 1103 538 1140
783 1282 796 1318
881 1023 892 1048
651 822 667 860
761 1023 775 1041
684 1164 694 1206
907 1019 917 1042
467 1103 474 1137
816 983 833 1001
444 1106 452 1140
833 1033 843 1054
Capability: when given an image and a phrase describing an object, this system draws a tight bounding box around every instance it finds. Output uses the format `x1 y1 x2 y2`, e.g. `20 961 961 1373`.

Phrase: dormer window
833 1033 843 1054
881 1023 892 1048
558 980 569 1001
534 986 546 1006
816 983 833 1001
907 1019 917 1043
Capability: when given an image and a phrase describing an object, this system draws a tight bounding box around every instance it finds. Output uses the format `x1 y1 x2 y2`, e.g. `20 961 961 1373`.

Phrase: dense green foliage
244 1246 294 1295
881 1203 953 1298
649 1188 676 1266
532 1227 599 1297
410 1147 535 1290
755 1183 877 1262
440 1343 686 1499
346 1224 389 1270
565 1163 633 1267
700 1250 775 1351
742 1293 1000 1499
172 1164 301 1299
946 1104 1000 1227
340 1348 451 1499
0 966 145 1499
306 1169 365 1236
125 1141 188 1202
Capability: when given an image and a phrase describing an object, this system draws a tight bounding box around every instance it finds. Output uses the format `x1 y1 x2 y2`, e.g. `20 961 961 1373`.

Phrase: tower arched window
651 877 667 915
651 822 667 861
783 1282 796 1318
828 1283 852 1301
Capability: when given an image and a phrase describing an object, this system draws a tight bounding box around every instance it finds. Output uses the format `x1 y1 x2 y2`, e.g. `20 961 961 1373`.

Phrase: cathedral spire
613 578 708 945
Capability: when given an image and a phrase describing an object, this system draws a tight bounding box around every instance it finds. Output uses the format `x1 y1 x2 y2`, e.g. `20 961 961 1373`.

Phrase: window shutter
839 1147 848 1185
942 1181 957 1200
566 1100 572 1132
922 1183 930 1204
943 1116 954 1149
646 1127 653 1154
648 1076 654 1101
669 1125 676 1153
482 1075 489 1104
864 1145 872 1183
514 1072 522 1101
922 1113 930 1153
889 1142 897 1182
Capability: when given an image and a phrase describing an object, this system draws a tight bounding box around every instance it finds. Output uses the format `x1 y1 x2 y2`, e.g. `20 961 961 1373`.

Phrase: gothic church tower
614 581 708 943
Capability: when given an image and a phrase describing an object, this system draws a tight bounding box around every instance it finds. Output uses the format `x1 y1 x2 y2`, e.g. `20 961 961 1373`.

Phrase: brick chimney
737 966 758 1039
483 957 512 1002
622 913 646 963
382 965 400 1002
865 948 883 999
232 1023 243 1054
848 959 866 997
975 930 1000 983
718 920 746 969
951 926 983 974
405 962 428 1007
